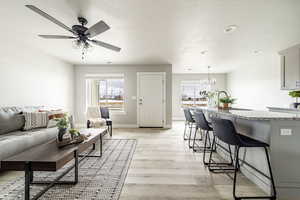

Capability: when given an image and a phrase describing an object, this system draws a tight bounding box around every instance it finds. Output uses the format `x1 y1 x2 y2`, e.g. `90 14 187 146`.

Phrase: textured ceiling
2 0 300 73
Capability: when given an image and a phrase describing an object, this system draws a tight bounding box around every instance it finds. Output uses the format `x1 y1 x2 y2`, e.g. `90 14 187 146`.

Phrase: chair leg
188 123 193 148
264 147 277 199
233 147 277 200
203 130 209 165
208 136 216 170
183 121 188 140
233 146 240 200
189 127 201 149
208 136 235 173
192 127 198 151
109 124 112 137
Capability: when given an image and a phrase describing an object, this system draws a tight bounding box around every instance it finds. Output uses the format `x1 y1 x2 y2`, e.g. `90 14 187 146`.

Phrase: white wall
74 64 172 127
227 53 291 110
0 47 74 113
172 73 227 120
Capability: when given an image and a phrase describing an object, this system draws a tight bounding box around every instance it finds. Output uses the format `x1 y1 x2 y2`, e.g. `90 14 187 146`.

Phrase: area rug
0 139 136 200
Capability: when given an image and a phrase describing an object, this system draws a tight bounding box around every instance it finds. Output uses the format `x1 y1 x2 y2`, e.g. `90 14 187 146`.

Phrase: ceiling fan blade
89 40 121 52
25 5 77 35
38 35 77 39
85 20 110 38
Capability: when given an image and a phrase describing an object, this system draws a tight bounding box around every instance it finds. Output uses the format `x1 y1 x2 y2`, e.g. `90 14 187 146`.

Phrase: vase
58 128 67 142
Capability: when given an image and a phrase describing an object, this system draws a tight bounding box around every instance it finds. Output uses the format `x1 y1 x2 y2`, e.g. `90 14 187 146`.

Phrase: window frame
86 74 126 114
180 80 208 108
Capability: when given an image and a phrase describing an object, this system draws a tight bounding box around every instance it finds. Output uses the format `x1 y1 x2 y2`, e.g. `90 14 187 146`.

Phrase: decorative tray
56 135 88 148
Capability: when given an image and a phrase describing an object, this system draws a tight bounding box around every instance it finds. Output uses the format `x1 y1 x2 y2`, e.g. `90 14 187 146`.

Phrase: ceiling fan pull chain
82 50 85 60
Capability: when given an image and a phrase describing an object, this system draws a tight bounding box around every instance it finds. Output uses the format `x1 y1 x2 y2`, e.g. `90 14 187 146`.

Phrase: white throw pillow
23 112 48 131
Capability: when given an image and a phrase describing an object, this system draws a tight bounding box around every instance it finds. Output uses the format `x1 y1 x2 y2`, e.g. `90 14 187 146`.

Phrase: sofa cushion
0 111 25 135
0 127 57 163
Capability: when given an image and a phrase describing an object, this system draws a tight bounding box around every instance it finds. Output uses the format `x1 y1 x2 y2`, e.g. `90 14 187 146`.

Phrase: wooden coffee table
1 128 107 200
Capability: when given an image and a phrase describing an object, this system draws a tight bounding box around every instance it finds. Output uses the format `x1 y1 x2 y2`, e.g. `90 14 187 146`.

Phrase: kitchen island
200 107 300 200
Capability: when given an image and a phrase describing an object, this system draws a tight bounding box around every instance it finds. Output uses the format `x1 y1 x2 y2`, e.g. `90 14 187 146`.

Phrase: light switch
280 129 292 136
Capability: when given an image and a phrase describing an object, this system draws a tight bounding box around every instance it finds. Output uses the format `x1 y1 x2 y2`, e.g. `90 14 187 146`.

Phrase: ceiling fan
25 5 121 59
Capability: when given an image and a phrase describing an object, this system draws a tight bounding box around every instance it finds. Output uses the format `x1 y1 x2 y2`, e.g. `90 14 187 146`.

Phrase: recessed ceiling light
107 61 112 64
224 25 238 33
187 68 192 71
200 50 208 55
253 50 262 54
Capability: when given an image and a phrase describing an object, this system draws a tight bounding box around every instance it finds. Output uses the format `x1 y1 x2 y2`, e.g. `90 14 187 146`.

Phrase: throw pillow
47 110 66 128
23 112 48 131
0 112 25 135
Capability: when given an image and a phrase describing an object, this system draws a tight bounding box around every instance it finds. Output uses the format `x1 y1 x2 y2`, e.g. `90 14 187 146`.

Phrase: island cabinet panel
202 107 300 200
270 121 300 199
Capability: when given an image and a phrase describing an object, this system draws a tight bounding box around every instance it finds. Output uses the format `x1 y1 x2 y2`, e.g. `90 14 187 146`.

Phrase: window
86 74 125 112
98 78 125 111
181 81 208 108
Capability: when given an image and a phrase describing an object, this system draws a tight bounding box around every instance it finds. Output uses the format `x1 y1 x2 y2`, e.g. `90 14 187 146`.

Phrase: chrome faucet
217 90 229 109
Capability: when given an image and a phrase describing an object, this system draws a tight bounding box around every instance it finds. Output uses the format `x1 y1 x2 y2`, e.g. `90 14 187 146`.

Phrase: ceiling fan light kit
25 5 121 60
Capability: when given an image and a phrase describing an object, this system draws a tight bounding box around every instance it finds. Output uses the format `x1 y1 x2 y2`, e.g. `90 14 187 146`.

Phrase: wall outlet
280 129 292 136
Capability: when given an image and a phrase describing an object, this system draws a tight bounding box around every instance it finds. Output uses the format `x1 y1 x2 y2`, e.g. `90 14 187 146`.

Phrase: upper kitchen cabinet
279 44 300 90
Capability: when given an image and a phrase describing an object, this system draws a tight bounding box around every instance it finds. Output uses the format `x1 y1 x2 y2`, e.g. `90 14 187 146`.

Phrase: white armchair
86 106 106 128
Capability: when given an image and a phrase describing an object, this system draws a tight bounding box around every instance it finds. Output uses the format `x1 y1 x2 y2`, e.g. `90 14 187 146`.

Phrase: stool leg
188 123 193 148
233 147 277 200
203 130 209 165
264 147 277 199
208 136 216 171
233 146 240 200
189 126 197 148
183 121 188 140
192 127 198 151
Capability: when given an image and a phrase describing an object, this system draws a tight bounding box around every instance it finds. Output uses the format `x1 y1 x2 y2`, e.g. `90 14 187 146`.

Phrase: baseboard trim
113 124 138 128
173 117 185 121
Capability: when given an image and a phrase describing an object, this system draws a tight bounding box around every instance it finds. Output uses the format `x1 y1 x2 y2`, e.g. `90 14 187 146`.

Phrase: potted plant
54 114 69 141
69 128 80 139
219 96 236 109
288 91 300 108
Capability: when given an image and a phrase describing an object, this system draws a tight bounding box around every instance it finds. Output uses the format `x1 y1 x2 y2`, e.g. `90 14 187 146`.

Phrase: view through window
181 81 208 107
98 78 125 111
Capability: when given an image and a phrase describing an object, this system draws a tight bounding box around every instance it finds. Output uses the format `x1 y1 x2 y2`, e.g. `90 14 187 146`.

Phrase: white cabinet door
137 73 165 127
280 45 300 90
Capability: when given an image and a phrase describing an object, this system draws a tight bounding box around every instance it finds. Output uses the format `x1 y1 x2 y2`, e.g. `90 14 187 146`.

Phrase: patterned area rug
0 139 136 200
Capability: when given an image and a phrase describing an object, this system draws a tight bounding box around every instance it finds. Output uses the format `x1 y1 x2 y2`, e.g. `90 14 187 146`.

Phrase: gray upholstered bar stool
183 108 197 148
192 111 214 164
210 118 277 200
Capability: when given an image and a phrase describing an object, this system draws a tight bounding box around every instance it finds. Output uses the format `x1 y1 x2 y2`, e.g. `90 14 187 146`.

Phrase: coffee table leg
25 162 31 200
100 134 103 157
29 171 33 183
74 150 78 183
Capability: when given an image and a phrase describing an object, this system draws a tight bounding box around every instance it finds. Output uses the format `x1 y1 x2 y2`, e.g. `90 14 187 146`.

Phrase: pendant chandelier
201 66 216 89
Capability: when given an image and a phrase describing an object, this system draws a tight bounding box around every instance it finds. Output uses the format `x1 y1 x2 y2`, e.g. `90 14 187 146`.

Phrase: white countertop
200 107 300 120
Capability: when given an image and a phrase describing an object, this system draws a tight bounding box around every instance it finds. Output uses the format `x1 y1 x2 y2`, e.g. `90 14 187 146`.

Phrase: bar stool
183 108 198 148
210 118 277 200
192 111 214 165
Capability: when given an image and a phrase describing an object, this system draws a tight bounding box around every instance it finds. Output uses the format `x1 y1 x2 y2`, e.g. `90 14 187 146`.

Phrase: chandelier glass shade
200 66 216 90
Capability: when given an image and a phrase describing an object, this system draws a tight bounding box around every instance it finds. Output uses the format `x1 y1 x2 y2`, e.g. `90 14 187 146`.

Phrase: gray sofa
0 107 57 169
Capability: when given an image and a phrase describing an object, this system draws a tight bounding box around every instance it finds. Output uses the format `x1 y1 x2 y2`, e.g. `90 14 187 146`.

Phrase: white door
137 72 165 127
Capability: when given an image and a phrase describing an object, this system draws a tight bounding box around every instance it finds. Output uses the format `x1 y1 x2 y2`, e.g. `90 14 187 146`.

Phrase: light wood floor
116 121 265 200
0 121 265 200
